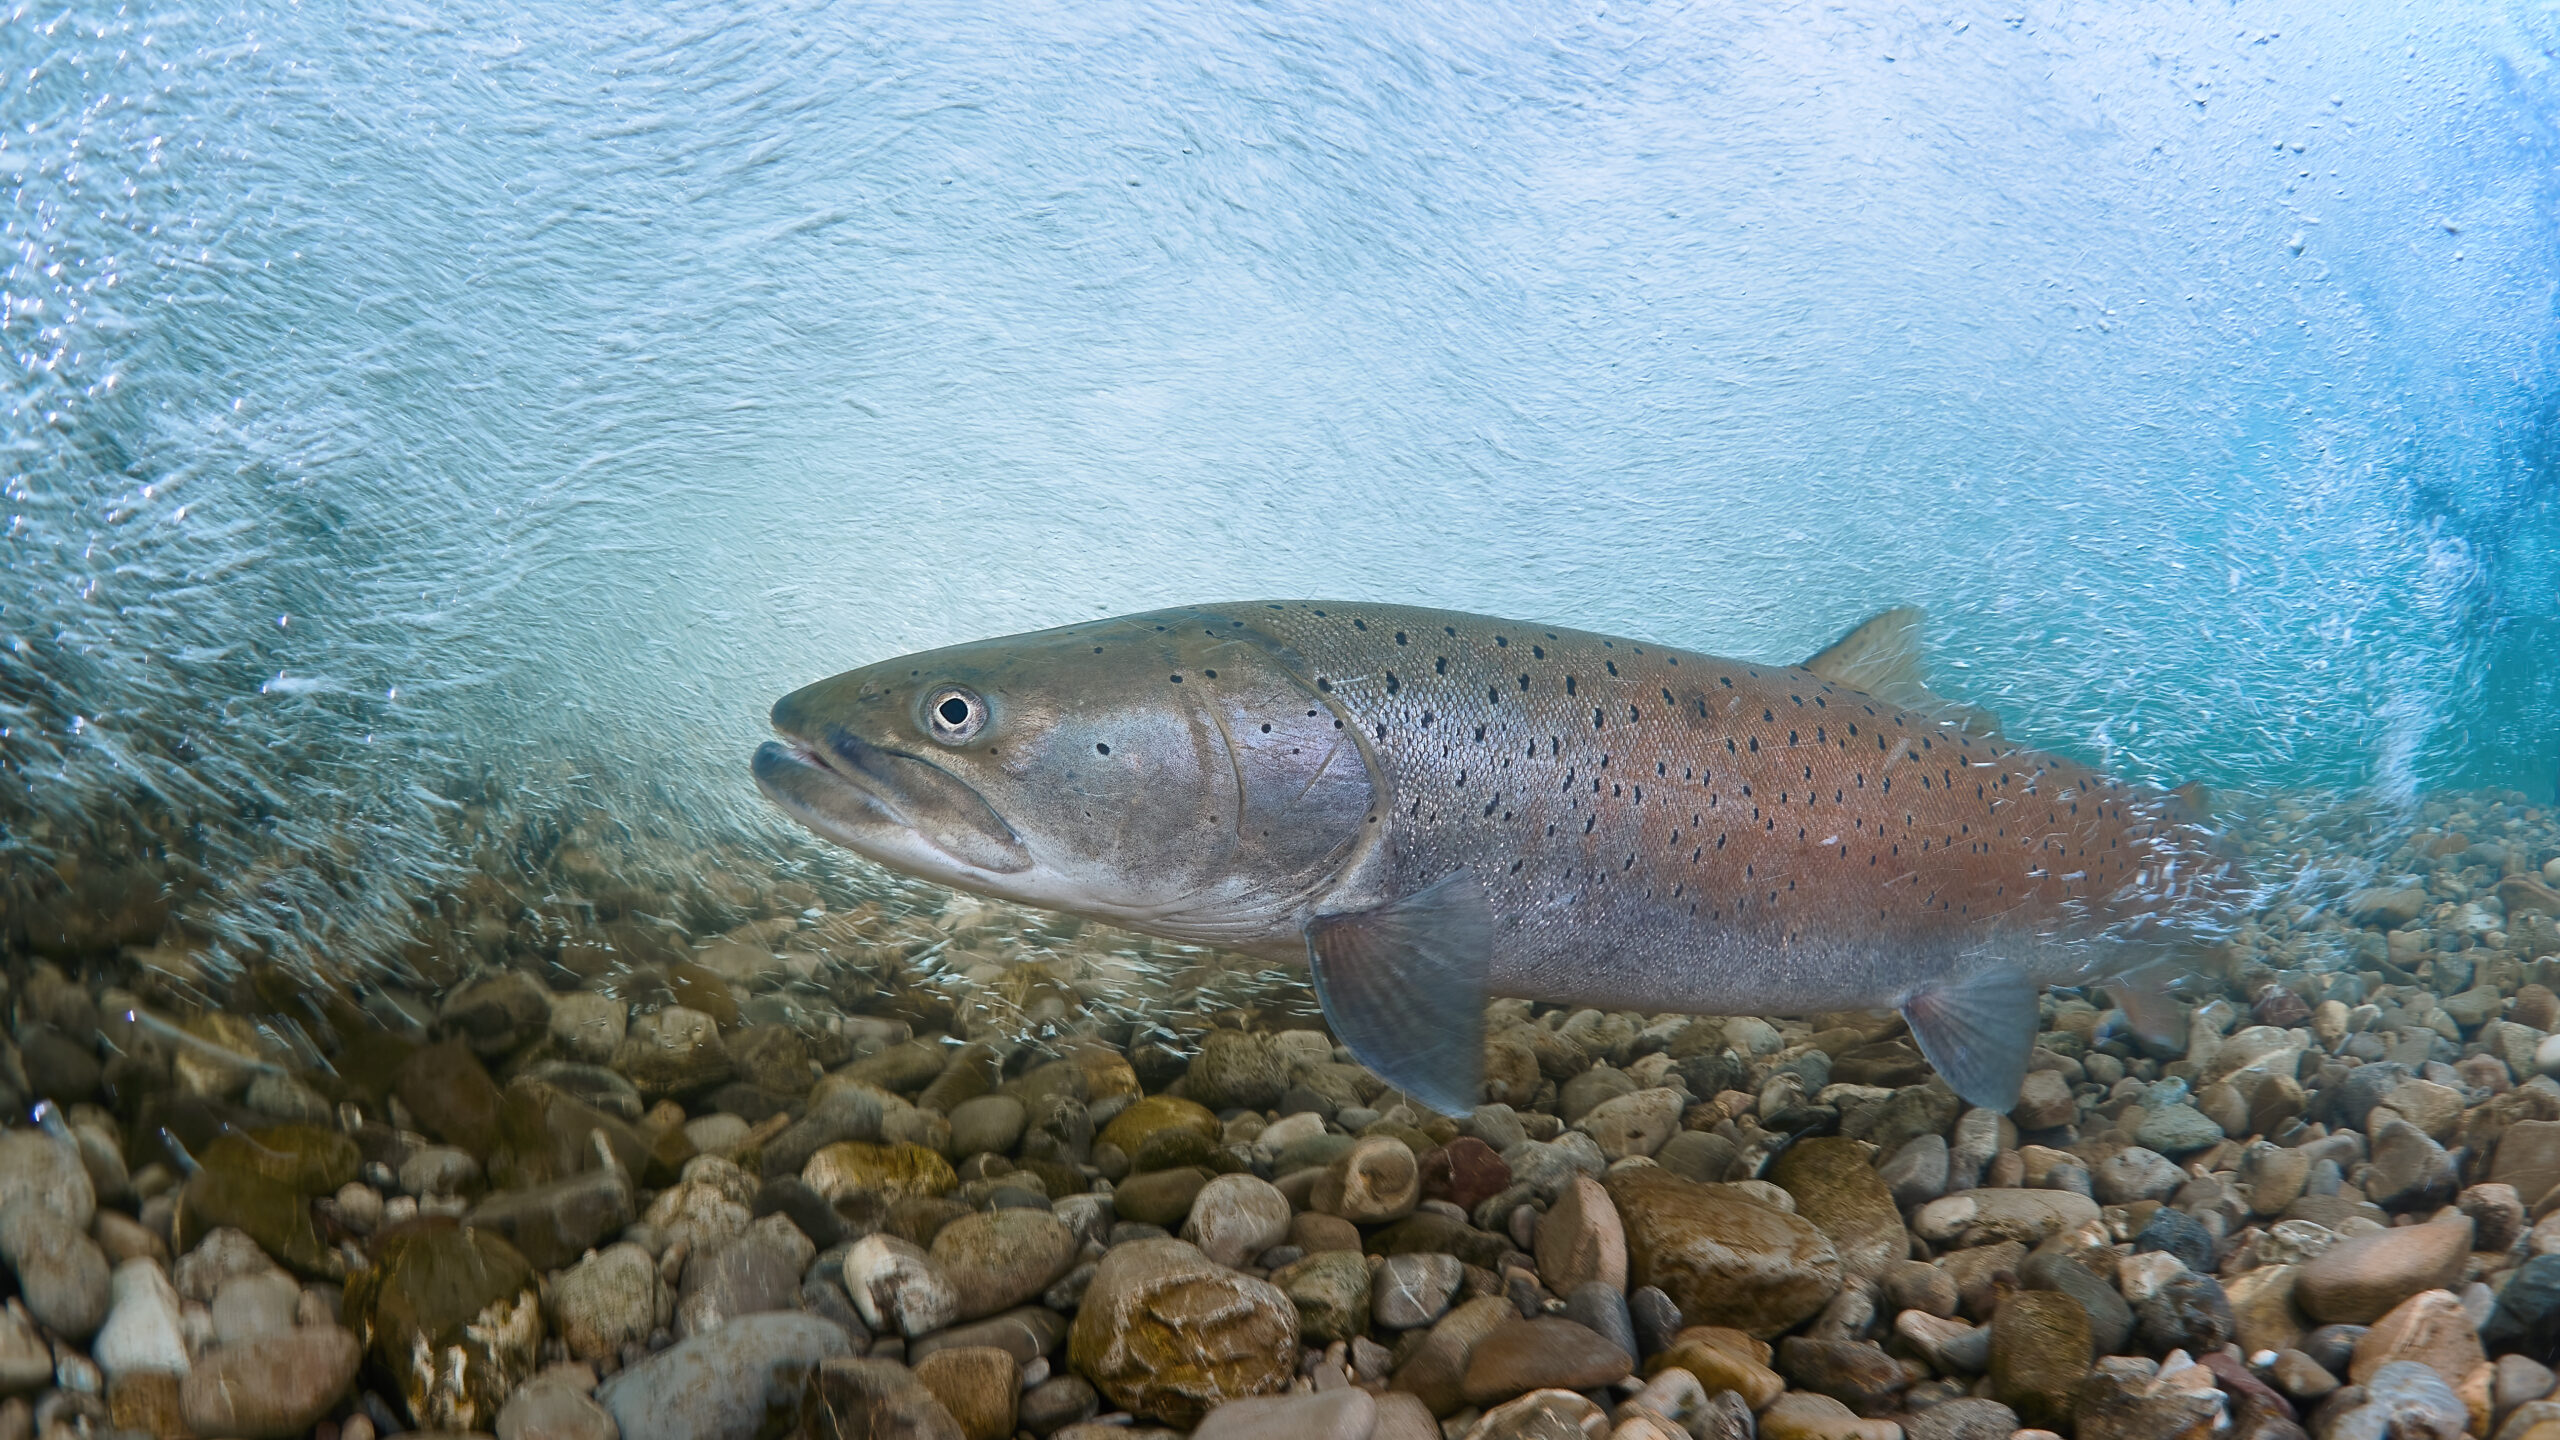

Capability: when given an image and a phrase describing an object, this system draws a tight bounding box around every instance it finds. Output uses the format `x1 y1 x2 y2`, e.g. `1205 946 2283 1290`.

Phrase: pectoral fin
1304 871 1492 1118
2107 960 2193 1057
1901 964 2039 1111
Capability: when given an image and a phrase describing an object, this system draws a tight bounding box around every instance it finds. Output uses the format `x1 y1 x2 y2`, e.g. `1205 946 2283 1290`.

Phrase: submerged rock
344 1220 542 1430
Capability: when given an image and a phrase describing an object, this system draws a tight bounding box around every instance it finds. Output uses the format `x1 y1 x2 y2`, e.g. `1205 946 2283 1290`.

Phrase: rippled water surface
5 0 2557 978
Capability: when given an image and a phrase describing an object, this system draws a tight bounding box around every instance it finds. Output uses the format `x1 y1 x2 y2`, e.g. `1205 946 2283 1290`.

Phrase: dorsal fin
1801 607 2003 737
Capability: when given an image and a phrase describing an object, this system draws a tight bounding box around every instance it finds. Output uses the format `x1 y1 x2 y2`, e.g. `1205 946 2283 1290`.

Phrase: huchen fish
754 603 2235 1115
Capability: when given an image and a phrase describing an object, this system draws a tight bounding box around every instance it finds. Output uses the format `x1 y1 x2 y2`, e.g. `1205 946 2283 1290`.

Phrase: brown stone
1645 1332 1784 1412
1459 1316 1631 1407
1989 1291 2090 1432
1768 1137 1905 1282
1606 1166 1842 1339
1065 1238 1296 1426
178 1325 360 1438
1420 1138 1511 1213
2348 1288 2487 1388
2294 1215 2470 1324
1390 1295 1516 1417
912 1346 1019 1440
1535 1176 1627 1296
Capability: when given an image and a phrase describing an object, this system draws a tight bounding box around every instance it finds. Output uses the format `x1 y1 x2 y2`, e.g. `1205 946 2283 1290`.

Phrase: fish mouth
753 731 1032 876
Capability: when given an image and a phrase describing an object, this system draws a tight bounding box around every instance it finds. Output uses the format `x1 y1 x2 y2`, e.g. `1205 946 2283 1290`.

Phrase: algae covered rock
1605 1166 1842 1338
1067 1237 1297 1425
345 1219 542 1430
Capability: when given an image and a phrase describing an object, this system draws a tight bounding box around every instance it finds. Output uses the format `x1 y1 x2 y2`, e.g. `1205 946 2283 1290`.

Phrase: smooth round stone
948 1095 1028 1159
1901 1397 2020 1440
2090 1147 2183 1205
612 1006 734 1099
677 1212 816 1338
1757 1390 1901 1440
1181 1174 1292 1270
0 1202 109 1338
682 1114 752 1155
804 1141 958 1202
1111 1167 1212 1228
0 1131 97 1230
1535 1175 1628 1295
178 1325 361 1439
1372 1253 1465 1331
1579 1087 1683 1160
1066 1238 1297 1427
929 1209 1079 1320
1095 1096 1222 1173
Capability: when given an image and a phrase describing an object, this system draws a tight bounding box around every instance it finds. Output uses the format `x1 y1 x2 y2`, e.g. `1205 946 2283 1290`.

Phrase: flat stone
2091 1147 2183 1206
178 1325 360 1439
2224 1263 2306 1356
1650 1332 1786 1410
1460 1316 1632 1406
1880 1134 1952 1209
466 1166 635 1272
1389 1294 1515 1416
1110 1166 1211 1228
907 1305 1068 1368
2296 1215 2470 1324
804 1141 957 1202
596 1312 854 1440
1607 1167 1842 1339
1902 1397 2020 1440
1757 1389 1902 1440
1912 1188 2100 1247
1066 1238 1297 1425
794 1356 964 1440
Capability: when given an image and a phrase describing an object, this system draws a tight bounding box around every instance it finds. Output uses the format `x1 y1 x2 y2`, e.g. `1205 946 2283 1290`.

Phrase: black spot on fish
1435 657 1448 674
1353 618 1366 630
1385 672 1400 694
1170 674 1183 683
1095 743 1110 754
1316 677 1330 691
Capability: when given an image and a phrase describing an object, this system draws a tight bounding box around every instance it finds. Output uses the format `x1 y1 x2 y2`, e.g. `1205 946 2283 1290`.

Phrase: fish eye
924 686 987 744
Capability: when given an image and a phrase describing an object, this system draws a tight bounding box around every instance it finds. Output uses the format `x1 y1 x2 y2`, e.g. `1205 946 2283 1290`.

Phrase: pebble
1911 1188 2099 1246
597 1311 853 1440
1271 1249 1371 1344
551 1242 670 1361
2349 1288 2485 1387
177 1325 361 1439
912 1345 1019 1440
1066 1238 1296 1426
2296 1215 2470 1324
1372 1252 1464 1330
90 1260 188 1379
1190 1388 1376 1440
1534 1174 1627 1294
676 1211 814 1337
929 1208 1079 1320
842 1233 961 1338
1180 1174 1292 1270
1606 1166 1841 1338
0 1202 109 1338
1460 1315 1631 1406
1989 1291 2090 1432
493 1379 618 1440
2354 1358 2469 1440
1312 1136 1420 1222
0 1133 95 1231
2090 1147 2184 1205
1578 1086 1683 1160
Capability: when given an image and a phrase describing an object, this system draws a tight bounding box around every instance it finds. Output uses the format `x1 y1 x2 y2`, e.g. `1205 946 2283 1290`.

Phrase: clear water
6 0 2557 979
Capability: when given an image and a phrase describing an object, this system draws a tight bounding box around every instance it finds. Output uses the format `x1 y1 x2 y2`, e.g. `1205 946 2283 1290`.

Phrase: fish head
754 608 1378 943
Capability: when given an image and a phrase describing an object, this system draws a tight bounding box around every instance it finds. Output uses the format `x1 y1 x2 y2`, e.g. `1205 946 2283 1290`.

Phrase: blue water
5 0 2557 973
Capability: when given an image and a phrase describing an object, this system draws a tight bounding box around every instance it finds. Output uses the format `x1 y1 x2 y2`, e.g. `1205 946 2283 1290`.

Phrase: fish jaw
752 733 1032 884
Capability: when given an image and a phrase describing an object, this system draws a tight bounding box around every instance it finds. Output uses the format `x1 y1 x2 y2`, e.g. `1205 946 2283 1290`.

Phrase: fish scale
1218 601 2188 1017
755 600 2235 1114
